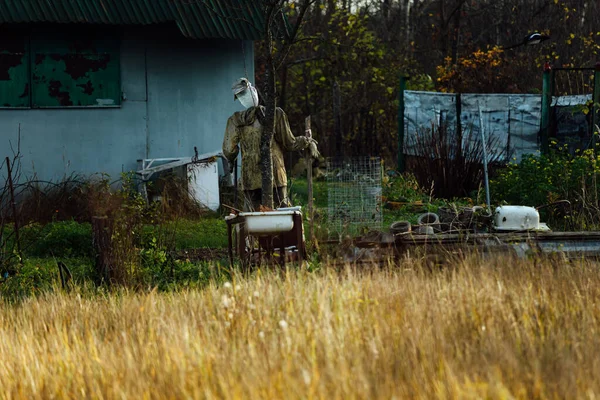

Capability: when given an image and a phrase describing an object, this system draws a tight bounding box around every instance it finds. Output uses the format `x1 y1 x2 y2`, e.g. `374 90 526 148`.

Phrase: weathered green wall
0 26 253 181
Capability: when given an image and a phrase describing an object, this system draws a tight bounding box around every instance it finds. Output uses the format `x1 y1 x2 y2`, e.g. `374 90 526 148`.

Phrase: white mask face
237 86 259 109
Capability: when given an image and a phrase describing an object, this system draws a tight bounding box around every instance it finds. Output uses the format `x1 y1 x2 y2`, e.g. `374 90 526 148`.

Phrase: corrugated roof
0 0 265 40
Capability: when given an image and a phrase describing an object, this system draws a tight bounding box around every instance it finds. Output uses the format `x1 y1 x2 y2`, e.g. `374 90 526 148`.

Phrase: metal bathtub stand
226 211 305 270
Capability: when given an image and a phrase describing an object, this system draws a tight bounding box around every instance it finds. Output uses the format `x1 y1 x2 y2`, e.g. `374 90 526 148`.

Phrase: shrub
0 260 54 301
491 145 600 229
24 221 93 258
0 257 94 301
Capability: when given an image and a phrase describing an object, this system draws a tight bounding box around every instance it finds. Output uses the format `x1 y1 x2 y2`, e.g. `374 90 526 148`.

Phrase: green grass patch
21 221 93 258
144 217 228 250
10 216 229 262
288 178 328 208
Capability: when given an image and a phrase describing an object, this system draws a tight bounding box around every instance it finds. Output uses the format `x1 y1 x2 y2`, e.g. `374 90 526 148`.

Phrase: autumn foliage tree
258 4 407 162
435 47 523 93
256 0 600 168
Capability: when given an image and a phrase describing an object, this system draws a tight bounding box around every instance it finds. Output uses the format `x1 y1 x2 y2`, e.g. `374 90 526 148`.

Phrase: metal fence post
456 93 462 162
540 62 553 154
397 76 408 172
592 62 600 149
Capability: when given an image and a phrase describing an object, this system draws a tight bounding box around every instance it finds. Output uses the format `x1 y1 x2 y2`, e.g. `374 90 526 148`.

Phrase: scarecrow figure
223 78 319 210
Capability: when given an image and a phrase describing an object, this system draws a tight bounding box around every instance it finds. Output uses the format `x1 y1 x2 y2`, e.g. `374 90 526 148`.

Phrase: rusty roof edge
0 0 265 40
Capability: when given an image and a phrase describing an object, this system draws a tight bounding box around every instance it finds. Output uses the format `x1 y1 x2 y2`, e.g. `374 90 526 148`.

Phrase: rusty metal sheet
0 30 30 108
31 34 120 108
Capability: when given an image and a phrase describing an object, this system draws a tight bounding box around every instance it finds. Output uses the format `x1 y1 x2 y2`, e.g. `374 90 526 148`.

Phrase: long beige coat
223 106 310 191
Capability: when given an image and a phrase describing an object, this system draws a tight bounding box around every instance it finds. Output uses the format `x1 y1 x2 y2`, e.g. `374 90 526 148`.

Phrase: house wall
0 26 252 181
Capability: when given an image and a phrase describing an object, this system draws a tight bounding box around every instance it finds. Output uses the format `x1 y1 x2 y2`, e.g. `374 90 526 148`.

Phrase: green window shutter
31 32 120 108
0 30 30 108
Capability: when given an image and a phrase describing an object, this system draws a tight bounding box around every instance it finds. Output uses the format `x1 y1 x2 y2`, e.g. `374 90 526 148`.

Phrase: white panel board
188 161 220 211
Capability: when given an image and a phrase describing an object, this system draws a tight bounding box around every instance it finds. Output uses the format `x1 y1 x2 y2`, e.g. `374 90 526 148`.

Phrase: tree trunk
450 5 461 64
261 56 277 209
333 80 342 157
280 63 288 111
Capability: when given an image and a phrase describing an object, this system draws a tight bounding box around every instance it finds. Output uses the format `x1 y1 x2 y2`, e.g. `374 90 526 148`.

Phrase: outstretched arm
275 108 311 151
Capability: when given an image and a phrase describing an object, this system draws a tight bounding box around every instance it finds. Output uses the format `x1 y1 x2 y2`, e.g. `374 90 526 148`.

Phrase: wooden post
233 158 238 209
279 233 285 269
5 156 22 264
305 116 314 243
227 221 234 270
92 216 112 285
294 213 305 264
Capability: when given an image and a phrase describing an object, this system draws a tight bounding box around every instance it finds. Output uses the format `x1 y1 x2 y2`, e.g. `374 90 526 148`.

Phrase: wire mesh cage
326 157 383 238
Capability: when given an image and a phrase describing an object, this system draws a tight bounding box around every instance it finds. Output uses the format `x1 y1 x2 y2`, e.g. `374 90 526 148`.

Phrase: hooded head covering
232 77 259 109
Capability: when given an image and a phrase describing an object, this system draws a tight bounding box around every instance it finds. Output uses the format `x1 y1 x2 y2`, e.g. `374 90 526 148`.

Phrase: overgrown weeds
1 167 220 291
405 121 506 198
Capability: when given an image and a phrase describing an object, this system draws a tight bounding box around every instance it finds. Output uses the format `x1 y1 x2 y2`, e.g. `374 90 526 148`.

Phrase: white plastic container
494 206 549 231
240 209 299 234
187 161 220 211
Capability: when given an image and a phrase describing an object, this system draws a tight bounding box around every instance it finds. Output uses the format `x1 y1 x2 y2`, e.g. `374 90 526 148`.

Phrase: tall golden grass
2 254 600 399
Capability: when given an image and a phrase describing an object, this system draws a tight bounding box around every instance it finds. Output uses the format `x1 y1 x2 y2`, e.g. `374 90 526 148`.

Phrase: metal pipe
397 76 408 172
540 64 553 154
478 102 491 212
591 63 600 150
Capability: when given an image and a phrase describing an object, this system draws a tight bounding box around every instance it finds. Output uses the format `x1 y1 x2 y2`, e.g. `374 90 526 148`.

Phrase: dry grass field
2 254 600 399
